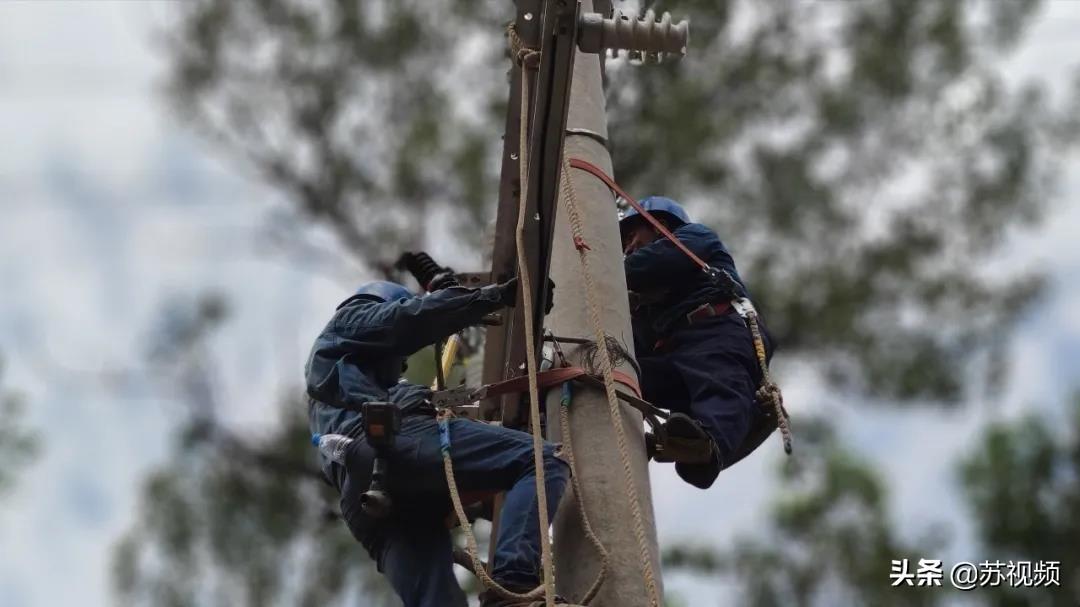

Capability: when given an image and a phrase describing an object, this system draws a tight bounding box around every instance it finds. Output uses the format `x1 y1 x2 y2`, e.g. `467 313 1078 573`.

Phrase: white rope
513 54 557 607
558 154 662 606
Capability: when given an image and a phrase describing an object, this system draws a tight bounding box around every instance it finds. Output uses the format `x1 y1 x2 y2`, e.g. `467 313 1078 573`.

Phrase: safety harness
332 6 775 606
568 157 793 457
362 117 791 607
389 99 792 607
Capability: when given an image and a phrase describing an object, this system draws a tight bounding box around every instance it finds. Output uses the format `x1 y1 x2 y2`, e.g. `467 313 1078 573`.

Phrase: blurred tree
960 394 1080 605
662 418 945 606
164 0 1079 401
117 0 1080 603
0 354 37 499
666 398 1080 606
112 396 396 607
610 0 1079 400
112 295 396 607
165 0 511 267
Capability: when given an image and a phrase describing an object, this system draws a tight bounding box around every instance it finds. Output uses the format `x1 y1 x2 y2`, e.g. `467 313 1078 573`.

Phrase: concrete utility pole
544 2 664 604
480 1 687 602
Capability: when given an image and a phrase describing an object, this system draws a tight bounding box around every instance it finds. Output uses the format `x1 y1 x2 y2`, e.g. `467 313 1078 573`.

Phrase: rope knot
756 382 793 455
507 23 541 70
517 49 541 70
755 382 783 407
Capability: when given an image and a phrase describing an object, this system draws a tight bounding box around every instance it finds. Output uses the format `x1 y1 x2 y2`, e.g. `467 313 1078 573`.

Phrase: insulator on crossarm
577 9 689 62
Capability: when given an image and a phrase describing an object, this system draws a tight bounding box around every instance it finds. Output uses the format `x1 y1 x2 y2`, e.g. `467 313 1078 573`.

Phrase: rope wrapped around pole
558 153 663 606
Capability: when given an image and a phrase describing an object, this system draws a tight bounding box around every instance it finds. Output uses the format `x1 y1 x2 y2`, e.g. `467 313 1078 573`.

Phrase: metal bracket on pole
483 0 581 429
521 0 581 363
482 0 542 424
483 3 691 429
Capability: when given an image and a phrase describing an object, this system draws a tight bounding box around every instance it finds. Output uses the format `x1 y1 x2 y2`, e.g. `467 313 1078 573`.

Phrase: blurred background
1 1 1079 606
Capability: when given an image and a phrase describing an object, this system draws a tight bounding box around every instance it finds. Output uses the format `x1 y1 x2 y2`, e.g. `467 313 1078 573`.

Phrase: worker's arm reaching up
306 277 555 407
306 281 514 408
328 283 512 358
305 275 572 606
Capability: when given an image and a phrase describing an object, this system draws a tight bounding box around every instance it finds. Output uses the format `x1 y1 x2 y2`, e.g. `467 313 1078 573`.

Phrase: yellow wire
431 334 462 389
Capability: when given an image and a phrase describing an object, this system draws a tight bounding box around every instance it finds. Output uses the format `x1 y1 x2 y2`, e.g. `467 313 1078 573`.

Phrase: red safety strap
482 366 642 399
568 157 710 271
611 369 641 397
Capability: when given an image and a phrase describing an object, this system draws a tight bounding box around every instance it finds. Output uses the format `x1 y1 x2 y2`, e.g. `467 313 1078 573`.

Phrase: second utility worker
621 196 775 489
306 278 567 607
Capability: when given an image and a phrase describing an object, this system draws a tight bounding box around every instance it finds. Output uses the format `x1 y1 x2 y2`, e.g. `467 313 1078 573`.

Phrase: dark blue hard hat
354 281 413 302
619 196 691 229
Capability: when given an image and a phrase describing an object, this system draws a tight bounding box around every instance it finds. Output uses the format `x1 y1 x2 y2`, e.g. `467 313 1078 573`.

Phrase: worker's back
625 222 749 334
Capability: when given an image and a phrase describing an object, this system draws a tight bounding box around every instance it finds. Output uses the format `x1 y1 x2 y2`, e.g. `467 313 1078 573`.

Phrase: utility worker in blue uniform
621 197 774 489
307 279 569 607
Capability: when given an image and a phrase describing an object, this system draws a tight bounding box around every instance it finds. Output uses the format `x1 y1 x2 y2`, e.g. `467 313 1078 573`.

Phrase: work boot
664 413 722 489
675 451 722 489
651 413 714 464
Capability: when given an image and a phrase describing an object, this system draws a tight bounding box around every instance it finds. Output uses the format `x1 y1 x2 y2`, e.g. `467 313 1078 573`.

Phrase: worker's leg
668 315 761 487
637 354 691 414
338 416 467 607
442 418 570 589
639 353 705 460
381 519 468 607
341 508 467 607
340 416 568 590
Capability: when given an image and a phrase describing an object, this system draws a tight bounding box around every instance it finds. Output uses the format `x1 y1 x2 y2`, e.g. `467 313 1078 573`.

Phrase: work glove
427 270 459 291
496 277 556 315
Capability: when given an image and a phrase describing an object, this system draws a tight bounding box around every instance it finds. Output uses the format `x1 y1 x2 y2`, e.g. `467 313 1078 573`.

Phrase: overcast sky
1 2 1079 607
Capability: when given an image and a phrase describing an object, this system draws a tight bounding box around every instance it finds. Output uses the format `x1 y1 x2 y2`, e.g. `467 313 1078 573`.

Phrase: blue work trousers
639 313 771 467
340 415 569 607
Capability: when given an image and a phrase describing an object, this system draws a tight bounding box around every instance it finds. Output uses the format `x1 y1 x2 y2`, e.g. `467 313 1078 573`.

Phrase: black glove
496 277 556 315
427 271 459 291
495 277 519 307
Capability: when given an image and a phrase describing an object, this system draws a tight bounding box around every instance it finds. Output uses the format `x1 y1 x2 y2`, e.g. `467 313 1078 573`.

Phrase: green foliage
164 0 1078 403
115 296 395 607
608 0 1076 401
960 394 1080 604
0 354 37 498
664 419 945 606
165 0 511 262
406 343 473 384
113 396 396 607
403 346 438 386
669 396 1080 606
131 1 1080 604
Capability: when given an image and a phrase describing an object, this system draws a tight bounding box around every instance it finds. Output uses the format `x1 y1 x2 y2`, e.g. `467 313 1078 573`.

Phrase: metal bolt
524 12 533 21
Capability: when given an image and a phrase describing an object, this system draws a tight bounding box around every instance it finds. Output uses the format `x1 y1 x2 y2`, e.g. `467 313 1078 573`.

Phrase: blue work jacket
305 285 505 483
625 222 750 337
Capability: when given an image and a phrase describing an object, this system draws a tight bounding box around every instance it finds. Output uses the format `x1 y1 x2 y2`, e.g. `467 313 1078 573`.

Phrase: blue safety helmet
353 280 413 303
619 196 691 230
